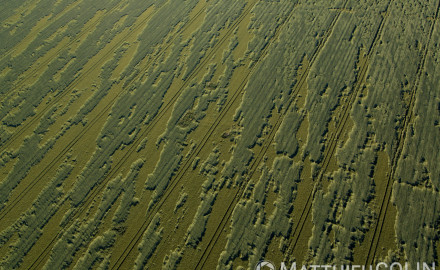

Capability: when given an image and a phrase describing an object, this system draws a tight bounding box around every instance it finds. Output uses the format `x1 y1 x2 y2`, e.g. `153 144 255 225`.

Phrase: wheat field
0 0 439 269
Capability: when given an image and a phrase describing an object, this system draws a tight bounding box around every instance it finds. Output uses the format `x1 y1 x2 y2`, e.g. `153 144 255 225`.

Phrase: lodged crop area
0 0 439 269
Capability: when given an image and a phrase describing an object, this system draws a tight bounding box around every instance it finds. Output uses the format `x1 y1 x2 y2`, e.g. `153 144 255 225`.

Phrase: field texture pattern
0 0 439 269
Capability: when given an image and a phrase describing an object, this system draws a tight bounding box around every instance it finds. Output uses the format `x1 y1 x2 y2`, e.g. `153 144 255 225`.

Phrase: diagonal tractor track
193 0 365 268
108 0 271 268
0 0 210 268
24 0 268 269
0 0 209 223
284 0 394 258
364 0 440 265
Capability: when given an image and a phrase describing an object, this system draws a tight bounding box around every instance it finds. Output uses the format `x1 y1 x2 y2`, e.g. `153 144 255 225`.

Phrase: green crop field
0 0 439 269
